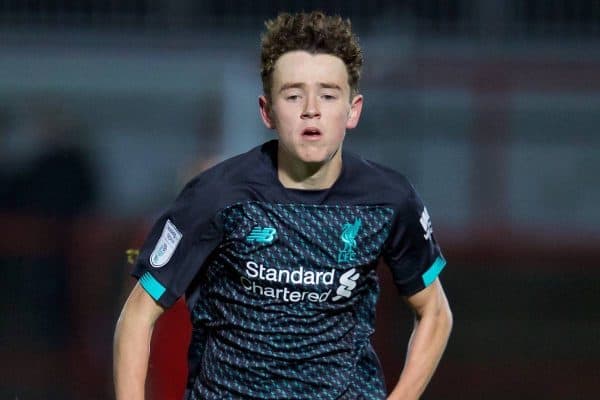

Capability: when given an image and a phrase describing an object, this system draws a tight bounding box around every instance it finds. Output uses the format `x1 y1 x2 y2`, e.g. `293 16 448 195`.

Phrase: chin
296 149 333 165
300 157 328 166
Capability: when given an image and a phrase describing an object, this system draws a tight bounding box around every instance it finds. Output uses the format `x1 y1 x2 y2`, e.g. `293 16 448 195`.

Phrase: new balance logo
332 268 360 301
246 227 277 244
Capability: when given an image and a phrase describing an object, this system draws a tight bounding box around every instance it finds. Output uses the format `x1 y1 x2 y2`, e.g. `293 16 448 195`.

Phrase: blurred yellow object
126 248 140 264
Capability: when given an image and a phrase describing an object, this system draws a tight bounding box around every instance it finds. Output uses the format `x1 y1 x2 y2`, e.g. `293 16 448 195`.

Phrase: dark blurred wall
1 1 599 399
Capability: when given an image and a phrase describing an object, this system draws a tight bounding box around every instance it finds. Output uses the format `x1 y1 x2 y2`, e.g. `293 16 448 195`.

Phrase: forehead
272 51 349 90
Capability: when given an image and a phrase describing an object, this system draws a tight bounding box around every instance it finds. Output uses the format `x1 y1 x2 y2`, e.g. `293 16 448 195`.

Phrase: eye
321 94 337 100
286 95 301 101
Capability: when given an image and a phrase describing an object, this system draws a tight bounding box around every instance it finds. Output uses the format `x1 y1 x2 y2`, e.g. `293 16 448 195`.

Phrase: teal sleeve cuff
139 272 167 301
422 256 446 287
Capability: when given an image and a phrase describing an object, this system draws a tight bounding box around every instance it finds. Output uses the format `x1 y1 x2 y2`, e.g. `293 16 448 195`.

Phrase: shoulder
177 142 273 211
192 143 264 182
342 151 416 208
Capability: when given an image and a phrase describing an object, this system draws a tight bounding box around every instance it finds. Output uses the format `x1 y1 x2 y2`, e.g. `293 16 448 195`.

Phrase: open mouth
302 128 322 137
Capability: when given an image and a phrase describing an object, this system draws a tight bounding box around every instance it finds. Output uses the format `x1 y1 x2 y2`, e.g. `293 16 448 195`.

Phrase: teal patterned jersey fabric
132 141 446 399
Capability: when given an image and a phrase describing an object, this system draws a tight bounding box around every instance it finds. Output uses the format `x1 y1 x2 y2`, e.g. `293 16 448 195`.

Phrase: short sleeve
131 181 223 308
382 185 446 296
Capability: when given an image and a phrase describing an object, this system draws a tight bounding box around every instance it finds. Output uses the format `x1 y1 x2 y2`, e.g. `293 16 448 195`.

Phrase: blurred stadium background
1 1 599 399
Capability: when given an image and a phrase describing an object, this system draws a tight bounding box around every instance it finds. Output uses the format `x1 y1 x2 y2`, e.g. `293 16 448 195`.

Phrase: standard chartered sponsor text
241 261 337 302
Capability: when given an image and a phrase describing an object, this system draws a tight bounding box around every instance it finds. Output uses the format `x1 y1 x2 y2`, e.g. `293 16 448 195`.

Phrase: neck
277 147 343 190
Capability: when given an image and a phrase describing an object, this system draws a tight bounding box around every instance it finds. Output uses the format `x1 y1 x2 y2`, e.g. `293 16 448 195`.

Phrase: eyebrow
279 82 342 92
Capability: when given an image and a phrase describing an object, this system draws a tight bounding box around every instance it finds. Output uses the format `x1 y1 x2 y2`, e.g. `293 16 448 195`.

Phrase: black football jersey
132 140 446 399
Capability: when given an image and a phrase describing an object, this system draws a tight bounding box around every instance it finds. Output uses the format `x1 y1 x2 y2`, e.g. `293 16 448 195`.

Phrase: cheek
276 114 297 132
332 109 351 129
273 114 300 139
273 104 297 123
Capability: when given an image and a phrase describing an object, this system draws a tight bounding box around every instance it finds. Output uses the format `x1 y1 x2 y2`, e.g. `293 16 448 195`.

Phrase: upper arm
119 282 166 328
113 283 166 400
130 179 223 308
382 184 446 297
404 278 451 321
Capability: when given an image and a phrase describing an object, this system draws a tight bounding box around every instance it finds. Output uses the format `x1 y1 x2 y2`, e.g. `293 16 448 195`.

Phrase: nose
301 95 320 119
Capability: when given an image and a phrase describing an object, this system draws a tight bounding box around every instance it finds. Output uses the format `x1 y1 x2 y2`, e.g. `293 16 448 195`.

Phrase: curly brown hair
260 11 363 99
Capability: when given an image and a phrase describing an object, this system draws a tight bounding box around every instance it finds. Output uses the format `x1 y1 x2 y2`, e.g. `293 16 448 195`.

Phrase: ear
258 95 276 129
346 94 363 130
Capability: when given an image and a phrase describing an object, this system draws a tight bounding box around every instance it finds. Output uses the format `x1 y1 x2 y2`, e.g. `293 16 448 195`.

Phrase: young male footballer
114 11 452 400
